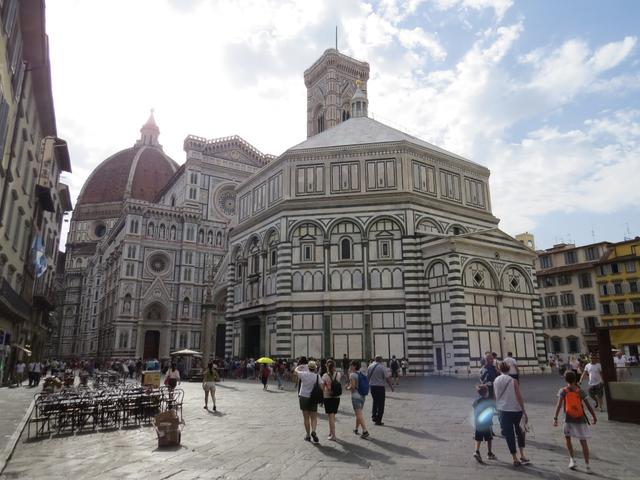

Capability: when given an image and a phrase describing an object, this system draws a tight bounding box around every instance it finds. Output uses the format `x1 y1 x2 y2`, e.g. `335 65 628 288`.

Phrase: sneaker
487 452 497 460
304 435 311 442
473 452 483 463
203 406 208 409
361 431 370 439
311 431 319 443
374 421 384 426
353 429 359 435
569 458 576 470
585 465 593 474
327 435 336 441
213 406 216 411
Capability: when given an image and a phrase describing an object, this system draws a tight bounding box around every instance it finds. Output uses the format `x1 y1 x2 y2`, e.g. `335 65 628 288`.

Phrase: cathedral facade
59 49 546 375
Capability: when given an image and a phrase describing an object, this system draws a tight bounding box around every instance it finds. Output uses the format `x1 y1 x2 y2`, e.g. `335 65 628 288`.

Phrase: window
614 283 623 295
184 251 193 264
584 316 598 334
585 246 598 261
567 337 579 353
412 161 436 195
601 283 609 296
189 187 197 200
539 256 552 269
302 243 314 262
366 159 396 190
544 295 558 308
630 281 638 293
547 314 560 328
118 331 128 349
439 170 461 201
602 304 611 315
379 239 391 259
543 276 556 288
617 302 625 314
331 162 360 193
626 261 636 273
560 292 575 306
464 177 486 208
127 245 137 259
316 113 324 133
339 238 352 260
125 263 135 277
253 183 266 212
581 294 596 311
190 172 198 184
186 227 194 241
296 165 324 195
270 249 277 268
578 272 592 288
191 331 201 350
183 268 192 282
611 263 619 273
633 301 640 314
564 251 578 265
267 172 283 204
179 332 188 349
551 337 563 353
182 298 190 316
558 274 572 285
564 313 577 328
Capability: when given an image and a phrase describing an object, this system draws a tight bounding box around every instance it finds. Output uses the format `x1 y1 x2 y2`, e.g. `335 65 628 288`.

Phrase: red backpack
563 387 584 419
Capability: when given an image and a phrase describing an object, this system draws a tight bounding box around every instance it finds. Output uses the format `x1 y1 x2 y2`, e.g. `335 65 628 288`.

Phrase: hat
308 361 318 370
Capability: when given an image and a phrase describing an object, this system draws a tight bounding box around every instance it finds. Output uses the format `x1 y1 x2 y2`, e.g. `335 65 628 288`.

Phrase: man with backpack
389 355 400 386
554 370 597 473
367 355 394 426
346 360 370 438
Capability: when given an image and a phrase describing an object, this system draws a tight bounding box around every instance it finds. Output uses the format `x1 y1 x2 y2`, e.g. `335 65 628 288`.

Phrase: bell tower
303 49 370 138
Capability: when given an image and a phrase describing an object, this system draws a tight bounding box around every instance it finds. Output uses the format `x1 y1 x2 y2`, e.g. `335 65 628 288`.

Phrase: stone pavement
0 384 37 472
1 374 639 480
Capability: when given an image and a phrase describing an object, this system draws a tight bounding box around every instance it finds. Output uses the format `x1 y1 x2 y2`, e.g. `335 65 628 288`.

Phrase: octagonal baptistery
224 49 546 376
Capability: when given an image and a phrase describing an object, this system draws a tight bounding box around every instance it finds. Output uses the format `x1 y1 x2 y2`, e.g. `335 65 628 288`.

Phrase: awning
170 349 202 357
13 345 32 356
610 329 640 346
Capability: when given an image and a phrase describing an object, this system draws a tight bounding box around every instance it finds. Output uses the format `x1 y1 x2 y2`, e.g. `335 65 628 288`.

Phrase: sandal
520 457 530 465
513 460 522 467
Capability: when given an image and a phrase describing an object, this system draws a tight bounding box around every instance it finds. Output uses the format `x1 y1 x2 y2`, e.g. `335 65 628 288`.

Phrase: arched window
340 238 351 260
182 297 190 316
130 219 138 234
170 195 176 207
147 222 154 237
317 113 325 133
270 249 277 267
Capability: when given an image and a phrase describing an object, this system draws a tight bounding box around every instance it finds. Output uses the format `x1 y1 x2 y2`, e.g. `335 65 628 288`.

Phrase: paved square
1 375 639 480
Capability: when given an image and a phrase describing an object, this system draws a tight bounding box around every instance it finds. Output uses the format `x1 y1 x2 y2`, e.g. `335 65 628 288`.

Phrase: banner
31 234 47 278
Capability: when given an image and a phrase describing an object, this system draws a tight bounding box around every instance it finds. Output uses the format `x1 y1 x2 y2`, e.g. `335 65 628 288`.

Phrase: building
0 0 72 383
596 237 640 358
535 242 610 359
223 49 546 374
59 49 546 375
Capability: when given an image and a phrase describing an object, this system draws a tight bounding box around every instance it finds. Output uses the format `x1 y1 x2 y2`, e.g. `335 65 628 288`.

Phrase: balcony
0 279 31 321
32 276 56 311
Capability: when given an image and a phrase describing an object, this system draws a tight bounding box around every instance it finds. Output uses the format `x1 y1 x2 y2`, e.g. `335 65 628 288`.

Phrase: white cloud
433 0 513 21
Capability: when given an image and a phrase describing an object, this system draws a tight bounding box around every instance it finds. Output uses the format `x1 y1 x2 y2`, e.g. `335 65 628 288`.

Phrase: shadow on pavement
385 425 448 442
366 435 426 459
337 437 395 465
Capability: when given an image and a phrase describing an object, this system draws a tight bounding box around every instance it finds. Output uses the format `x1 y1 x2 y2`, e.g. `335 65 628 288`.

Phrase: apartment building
535 242 610 359
0 0 72 383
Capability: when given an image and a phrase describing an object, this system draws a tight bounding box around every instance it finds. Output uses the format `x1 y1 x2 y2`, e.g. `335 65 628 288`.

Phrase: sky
46 0 640 251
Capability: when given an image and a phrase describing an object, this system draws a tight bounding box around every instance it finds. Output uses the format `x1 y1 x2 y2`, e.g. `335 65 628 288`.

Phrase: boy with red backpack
553 370 597 473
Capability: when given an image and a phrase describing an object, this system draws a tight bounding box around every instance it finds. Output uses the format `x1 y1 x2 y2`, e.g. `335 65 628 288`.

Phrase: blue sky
46 0 639 250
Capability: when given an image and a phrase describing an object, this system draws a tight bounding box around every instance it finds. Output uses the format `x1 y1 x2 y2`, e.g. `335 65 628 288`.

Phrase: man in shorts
580 354 604 412
613 351 629 381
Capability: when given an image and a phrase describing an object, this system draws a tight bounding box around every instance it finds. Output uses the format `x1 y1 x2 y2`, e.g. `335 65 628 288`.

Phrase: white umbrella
170 349 203 357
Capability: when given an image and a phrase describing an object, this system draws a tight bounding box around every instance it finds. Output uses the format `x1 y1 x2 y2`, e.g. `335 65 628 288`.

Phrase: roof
287 116 474 164
77 145 178 206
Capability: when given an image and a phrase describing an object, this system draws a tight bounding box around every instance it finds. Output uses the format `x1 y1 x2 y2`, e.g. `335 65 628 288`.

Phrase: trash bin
153 410 182 447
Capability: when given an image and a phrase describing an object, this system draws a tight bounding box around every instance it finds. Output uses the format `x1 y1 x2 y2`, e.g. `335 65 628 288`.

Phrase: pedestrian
503 352 519 381
202 362 219 410
569 356 580 375
346 360 369 439
15 360 25 386
260 363 271 390
294 359 323 443
33 360 42 386
322 359 342 441
493 361 530 467
401 358 408 377
27 361 35 387
472 384 497 463
580 354 605 412
165 363 180 391
613 351 628 381
554 370 597 473
389 355 400 386
479 352 499 399
367 355 394 425
275 361 285 390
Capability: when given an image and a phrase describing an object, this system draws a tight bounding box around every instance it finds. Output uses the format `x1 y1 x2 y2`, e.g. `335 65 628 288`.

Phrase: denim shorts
351 395 365 411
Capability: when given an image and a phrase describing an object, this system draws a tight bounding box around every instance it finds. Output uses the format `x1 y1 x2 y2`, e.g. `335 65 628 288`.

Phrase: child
472 384 496 463
554 370 597 473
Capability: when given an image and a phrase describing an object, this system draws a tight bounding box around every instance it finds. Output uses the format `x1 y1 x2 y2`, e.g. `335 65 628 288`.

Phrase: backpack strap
495 376 513 404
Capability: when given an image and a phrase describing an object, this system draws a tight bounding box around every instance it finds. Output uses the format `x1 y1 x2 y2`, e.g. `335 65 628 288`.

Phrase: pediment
141 277 171 309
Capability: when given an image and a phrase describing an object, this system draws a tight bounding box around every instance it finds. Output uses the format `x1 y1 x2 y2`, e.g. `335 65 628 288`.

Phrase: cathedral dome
76 112 178 206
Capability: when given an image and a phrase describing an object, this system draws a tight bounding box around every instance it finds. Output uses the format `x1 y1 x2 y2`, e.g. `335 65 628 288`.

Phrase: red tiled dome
77 145 178 206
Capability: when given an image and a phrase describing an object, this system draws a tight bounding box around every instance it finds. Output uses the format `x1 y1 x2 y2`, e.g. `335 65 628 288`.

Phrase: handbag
310 375 324 405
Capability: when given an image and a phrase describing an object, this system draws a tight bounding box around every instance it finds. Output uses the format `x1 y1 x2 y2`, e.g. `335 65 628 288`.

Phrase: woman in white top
493 361 529 467
165 363 181 391
294 359 322 443
321 359 341 441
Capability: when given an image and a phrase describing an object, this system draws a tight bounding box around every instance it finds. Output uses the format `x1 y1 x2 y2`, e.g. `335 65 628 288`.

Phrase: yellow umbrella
256 357 274 364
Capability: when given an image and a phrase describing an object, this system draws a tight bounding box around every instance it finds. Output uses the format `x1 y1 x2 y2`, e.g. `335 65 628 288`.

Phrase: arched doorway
144 330 160 359
215 324 226 358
